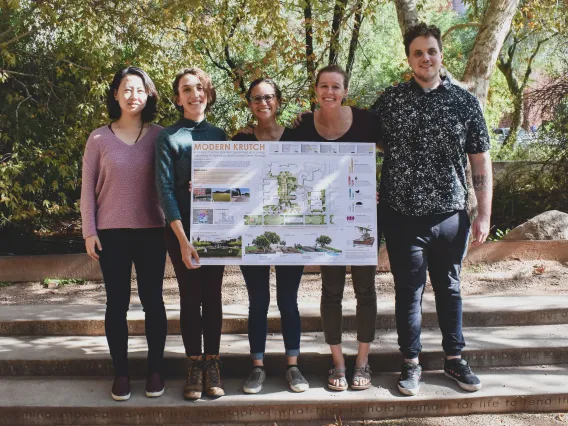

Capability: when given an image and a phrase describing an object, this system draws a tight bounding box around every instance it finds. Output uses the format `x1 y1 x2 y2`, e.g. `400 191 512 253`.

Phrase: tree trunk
304 0 316 111
328 0 348 65
346 0 364 75
499 35 552 149
393 0 419 36
502 94 524 149
462 0 520 109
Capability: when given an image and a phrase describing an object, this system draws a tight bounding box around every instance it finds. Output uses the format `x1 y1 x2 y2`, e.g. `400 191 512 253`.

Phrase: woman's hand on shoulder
85 235 102 261
239 123 256 135
293 110 312 128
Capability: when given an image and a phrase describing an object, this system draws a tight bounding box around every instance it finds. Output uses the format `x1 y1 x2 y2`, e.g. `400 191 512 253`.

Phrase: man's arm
468 151 493 246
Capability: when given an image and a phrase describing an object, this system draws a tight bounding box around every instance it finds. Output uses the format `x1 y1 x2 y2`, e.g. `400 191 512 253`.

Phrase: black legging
98 227 167 376
165 225 224 356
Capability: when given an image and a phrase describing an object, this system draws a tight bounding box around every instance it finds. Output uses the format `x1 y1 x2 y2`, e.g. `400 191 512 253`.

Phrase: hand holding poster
190 141 377 265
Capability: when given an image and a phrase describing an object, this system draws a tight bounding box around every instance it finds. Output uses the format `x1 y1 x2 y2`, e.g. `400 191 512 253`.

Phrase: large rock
503 210 568 240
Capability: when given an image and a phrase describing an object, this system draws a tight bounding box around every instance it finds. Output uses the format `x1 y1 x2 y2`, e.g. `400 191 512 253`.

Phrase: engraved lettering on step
528 398 553 406
407 403 451 412
505 399 520 407
478 399 500 408
457 401 475 409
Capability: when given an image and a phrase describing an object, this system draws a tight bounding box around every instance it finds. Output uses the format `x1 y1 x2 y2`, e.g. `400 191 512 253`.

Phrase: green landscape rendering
191 236 243 258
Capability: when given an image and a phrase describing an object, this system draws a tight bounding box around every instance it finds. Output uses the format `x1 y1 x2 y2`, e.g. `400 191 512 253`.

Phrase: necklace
108 122 145 144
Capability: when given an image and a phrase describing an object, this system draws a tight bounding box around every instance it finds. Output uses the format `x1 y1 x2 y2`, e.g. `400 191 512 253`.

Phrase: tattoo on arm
473 174 489 191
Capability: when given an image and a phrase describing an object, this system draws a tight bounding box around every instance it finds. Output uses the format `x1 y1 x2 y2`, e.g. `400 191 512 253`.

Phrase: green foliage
41 278 85 287
251 235 270 251
315 234 332 247
0 282 16 287
0 0 183 231
487 228 511 241
491 100 568 234
0 0 564 236
262 231 281 245
486 71 515 150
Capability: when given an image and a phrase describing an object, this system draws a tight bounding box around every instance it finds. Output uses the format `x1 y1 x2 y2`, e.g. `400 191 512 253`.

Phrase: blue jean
382 206 470 359
240 265 304 360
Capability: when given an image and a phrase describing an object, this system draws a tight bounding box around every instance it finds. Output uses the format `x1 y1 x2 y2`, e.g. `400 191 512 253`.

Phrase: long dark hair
106 67 159 123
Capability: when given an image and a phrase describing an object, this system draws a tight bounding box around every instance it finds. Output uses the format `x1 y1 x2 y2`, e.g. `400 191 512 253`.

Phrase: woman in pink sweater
80 67 167 402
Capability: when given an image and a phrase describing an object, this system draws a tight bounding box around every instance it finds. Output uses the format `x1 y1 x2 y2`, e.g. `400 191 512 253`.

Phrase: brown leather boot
204 356 225 397
183 357 204 400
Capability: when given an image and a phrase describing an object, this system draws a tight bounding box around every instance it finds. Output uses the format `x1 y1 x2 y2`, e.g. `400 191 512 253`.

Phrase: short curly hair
403 22 442 57
172 68 216 114
106 67 158 123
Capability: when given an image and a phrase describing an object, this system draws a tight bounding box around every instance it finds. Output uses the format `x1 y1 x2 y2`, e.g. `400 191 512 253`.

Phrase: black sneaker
397 362 422 396
444 358 482 391
111 376 131 401
145 372 165 397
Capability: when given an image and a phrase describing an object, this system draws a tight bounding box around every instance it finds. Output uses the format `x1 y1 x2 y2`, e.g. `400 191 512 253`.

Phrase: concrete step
0 365 567 425
1 295 567 336
1 324 567 377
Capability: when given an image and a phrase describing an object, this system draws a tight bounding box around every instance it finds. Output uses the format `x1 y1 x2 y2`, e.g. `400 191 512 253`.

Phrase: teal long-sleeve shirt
155 117 227 224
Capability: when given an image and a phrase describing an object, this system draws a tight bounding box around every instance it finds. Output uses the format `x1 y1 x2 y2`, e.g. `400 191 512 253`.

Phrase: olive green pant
320 265 377 345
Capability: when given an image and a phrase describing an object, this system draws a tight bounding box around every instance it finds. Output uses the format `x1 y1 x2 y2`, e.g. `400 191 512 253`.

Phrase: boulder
503 210 568 240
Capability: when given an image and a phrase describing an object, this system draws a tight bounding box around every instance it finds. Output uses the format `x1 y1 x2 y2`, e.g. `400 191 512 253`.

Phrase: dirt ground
0 259 567 306
269 412 568 425
358 412 568 425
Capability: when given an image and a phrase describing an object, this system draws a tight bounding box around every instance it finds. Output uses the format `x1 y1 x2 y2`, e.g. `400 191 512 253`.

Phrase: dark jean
165 225 224 357
240 265 304 360
382 206 470 359
320 265 377 345
97 227 167 376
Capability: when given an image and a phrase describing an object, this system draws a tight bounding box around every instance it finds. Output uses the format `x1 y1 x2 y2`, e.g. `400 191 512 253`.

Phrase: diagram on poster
190 141 377 265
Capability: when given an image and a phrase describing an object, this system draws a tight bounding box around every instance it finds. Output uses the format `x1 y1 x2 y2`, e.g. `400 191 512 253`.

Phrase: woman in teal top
155 68 226 401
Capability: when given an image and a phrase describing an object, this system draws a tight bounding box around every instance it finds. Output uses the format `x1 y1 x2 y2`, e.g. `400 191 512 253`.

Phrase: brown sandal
328 367 348 391
351 364 372 390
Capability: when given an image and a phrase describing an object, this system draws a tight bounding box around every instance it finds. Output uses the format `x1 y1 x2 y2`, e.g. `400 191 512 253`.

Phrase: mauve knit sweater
80 124 165 239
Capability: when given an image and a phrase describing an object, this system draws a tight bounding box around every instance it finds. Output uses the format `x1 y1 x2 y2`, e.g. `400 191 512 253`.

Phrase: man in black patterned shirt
375 23 493 396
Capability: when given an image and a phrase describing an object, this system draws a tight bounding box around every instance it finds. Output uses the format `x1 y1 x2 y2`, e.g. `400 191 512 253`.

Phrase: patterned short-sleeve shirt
374 76 491 216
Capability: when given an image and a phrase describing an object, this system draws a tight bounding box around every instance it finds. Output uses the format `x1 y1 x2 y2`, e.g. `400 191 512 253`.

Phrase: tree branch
223 0 247 94
328 0 348 65
304 0 316 111
393 0 419 36
57 59 91 71
520 35 556 90
442 22 481 41
0 29 33 46
0 69 42 79
196 39 231 74
346 0 364 75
